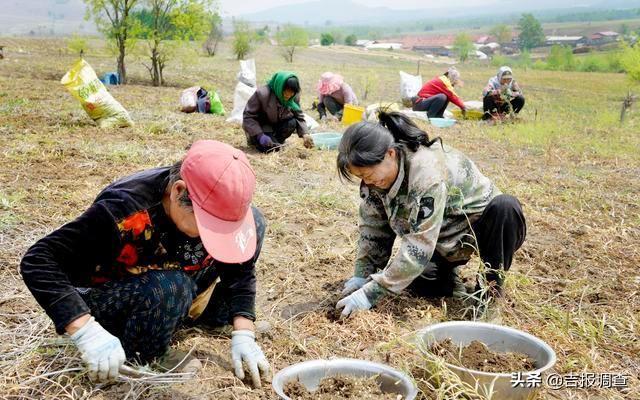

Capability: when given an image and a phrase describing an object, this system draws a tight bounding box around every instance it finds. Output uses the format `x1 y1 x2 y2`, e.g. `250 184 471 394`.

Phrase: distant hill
0 0 96 36
240 0 640 25
2 0 640 36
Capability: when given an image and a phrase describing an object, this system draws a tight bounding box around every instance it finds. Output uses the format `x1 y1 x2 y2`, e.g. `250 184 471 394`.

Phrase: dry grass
0 37 639 399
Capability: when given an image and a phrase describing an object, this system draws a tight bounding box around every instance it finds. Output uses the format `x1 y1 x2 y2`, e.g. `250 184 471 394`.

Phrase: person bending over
21 140 270 386
243 71 314 152
335 112 526 318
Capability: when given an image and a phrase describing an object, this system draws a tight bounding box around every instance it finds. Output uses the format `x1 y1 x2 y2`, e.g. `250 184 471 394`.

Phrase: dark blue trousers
79 207 266 363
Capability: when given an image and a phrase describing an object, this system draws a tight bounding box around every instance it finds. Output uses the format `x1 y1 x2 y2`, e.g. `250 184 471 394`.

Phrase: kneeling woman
243 71 314 152
412 67 466 118
316 72 358 121
335 112 526 318
482 66 525 120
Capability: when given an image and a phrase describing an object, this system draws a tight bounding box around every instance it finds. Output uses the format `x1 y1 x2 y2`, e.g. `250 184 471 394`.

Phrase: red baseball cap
181 140 257 264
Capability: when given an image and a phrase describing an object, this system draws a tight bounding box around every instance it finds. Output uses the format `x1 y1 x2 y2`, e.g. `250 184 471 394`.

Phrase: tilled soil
283 375 402 399
430 338 536 373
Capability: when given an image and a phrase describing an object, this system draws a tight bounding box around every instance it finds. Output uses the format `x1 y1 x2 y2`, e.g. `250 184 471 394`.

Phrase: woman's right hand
70 316 126 382
258 134 274 148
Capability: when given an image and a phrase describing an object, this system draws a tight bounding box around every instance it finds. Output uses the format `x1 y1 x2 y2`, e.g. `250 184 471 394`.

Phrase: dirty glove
70 316 126 382
231 330 270 387
257 133 274 148
302 134 314 149
341 276 368 296
336 287 372 319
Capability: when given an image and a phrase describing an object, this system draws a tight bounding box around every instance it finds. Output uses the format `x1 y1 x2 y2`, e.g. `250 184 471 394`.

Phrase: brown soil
324 293 344 322
283 375 402 399
430 339 536 373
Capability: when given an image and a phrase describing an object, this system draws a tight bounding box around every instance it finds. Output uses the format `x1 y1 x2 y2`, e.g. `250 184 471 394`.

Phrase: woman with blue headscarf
482 66 525 120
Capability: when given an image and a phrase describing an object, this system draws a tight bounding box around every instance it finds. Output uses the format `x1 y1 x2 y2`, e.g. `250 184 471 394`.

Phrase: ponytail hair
337 110 442 182
377 111 442 152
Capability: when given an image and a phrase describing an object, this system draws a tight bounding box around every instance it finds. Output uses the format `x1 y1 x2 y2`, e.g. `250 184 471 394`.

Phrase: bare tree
203 12 223 56
85 0 140 84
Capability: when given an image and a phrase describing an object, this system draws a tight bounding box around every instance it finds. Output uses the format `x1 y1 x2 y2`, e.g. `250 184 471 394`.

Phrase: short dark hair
284 76 300 94
168 160 192 208
336 111 441 182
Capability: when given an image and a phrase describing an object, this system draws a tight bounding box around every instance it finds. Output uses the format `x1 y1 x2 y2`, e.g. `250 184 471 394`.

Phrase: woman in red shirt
412 67 466 118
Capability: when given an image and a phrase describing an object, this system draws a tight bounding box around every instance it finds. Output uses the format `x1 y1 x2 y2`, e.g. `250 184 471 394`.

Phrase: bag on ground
210 91 225 116
399 71 422 107
227 59 257 123
181 86 225 116
303 113 319 130
365 102 401 121
61 59 133 128
180 86 200 113
237 59 256 87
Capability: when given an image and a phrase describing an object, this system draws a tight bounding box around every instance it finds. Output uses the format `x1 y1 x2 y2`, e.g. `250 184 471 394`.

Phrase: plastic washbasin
417 321 556 400
311 132 342 150
272 358 418 400
429 117 456 128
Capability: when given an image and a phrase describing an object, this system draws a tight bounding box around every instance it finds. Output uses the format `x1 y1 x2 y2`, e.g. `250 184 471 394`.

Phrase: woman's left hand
302 134 314 149
231 330 271 387
336 288 372 318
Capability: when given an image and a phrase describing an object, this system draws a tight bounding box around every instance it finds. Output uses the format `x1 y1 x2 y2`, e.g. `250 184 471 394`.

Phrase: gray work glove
336 287 372 319
231 330 270 387
341 276 368 296
70 316 126 382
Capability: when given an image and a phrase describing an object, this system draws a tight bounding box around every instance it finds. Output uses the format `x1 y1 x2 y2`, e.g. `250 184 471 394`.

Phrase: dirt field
0 38 639 399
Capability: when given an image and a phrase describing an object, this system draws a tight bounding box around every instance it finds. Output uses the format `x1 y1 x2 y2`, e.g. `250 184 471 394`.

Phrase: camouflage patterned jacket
354 144 501 303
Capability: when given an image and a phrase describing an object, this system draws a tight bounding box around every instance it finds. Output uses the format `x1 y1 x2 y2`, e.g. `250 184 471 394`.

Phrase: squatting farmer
412 67 467 119
315 71 358 121
20 140 271 386
482 66 525 120
243 71 314 153
335 112 527 318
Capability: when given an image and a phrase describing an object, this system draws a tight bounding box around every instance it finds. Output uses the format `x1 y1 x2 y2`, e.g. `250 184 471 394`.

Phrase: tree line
82 0 364 86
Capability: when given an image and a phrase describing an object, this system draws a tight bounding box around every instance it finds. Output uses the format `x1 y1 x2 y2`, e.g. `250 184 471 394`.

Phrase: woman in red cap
20 140 270 387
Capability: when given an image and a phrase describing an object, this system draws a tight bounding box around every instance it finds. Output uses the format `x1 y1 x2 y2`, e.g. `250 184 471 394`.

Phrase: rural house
545 36 587 48
590 31 620 45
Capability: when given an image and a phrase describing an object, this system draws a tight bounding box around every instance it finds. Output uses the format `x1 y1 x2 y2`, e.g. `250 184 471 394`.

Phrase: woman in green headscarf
243 71 314 153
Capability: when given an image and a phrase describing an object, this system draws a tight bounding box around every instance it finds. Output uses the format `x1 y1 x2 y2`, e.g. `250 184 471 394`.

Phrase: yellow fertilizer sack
61 59 133 128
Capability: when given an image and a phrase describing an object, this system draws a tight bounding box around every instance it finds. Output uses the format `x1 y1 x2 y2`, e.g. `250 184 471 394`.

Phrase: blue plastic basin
429 118 456 128
311 132 342 150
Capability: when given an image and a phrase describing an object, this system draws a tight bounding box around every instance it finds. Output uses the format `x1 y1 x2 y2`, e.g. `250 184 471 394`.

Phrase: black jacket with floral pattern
20 167 258 333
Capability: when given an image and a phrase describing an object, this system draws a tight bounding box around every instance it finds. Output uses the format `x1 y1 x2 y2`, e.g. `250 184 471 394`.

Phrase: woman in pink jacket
316 72 358 121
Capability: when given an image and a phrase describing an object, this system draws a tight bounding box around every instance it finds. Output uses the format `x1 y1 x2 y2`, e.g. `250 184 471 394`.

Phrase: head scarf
488 66 514 91
446 67 461 85
497 66 513 82
316 72 344 96
267 71 301 112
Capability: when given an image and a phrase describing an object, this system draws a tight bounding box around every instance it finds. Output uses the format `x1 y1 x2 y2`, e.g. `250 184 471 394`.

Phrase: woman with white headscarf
316 72 358 121
482 66 525 120
412 67 466 118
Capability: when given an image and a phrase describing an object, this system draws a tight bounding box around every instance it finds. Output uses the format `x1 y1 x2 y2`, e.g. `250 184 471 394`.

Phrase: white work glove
70 316 126 382
341 276 368 296
231 330 270 387
336 287 372 319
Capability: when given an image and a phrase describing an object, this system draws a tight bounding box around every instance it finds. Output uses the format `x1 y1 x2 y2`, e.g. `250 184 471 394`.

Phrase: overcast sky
218 0 496 16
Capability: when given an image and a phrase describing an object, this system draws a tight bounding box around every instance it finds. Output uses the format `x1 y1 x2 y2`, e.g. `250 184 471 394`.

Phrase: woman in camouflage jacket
335 111 526 318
